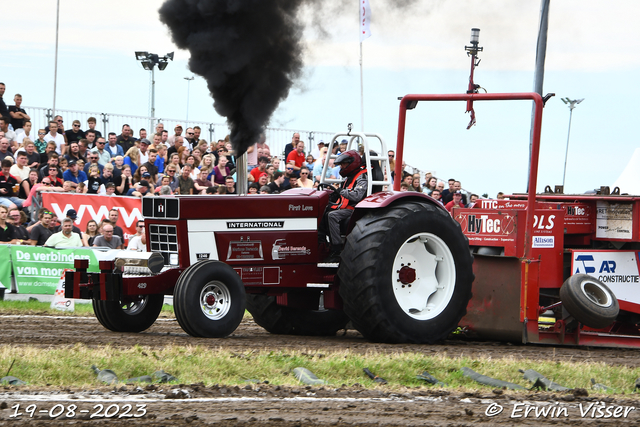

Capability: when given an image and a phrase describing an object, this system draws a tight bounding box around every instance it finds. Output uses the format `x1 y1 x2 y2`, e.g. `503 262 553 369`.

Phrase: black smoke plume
159 0 305 156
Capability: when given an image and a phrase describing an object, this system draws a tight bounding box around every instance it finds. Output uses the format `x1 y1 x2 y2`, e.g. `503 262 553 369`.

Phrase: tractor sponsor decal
233 266 281 285
288 204 313 212
227 221 285 229
572 251 640 304
532 236 554 248
271 239 311 260
226 237 264 261
596 201 633 240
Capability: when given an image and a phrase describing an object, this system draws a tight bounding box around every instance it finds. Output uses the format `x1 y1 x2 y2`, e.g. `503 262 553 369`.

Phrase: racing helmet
335 150 362 177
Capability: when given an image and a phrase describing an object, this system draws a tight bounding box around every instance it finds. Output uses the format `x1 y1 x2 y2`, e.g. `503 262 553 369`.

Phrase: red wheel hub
398 266 416 284
206 294 216 306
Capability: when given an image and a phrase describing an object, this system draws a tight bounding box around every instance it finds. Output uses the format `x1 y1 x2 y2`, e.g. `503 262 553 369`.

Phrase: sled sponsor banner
41 193 143 243
532 236 555 248
0 245 11 292
571 250 640 304
10 246 99 294
596 201 633 240
478 199 528 210
457 211 517 243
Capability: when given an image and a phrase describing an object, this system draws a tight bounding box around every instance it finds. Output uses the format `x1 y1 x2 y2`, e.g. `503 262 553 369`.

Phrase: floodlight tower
561 97 585 187
135 51 174 129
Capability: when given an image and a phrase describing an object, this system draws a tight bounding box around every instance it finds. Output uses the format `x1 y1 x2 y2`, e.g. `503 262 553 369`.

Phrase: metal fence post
101 113 109 137
208 123 215 144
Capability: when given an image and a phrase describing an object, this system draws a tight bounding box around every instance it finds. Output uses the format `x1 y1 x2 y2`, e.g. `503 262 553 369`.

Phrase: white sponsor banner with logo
532 236 555 248
596 201 633 240
572 250 640 304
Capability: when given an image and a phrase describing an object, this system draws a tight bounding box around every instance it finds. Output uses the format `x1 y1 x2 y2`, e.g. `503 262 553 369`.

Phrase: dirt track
2 314 640 425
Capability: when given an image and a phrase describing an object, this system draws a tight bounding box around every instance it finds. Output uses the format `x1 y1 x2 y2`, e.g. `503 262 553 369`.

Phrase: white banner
360 0 372 42
572 250 640 305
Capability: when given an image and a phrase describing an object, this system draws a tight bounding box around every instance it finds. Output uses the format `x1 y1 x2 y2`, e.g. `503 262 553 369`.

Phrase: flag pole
360 41 364 132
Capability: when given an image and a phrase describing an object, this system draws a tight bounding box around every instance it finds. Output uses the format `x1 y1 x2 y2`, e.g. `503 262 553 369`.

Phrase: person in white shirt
44 120 66 155
126 220 146 251
9 152 30 182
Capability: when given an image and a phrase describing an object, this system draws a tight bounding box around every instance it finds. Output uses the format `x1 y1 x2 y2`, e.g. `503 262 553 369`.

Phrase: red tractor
67 32 640 348
66 132 475 344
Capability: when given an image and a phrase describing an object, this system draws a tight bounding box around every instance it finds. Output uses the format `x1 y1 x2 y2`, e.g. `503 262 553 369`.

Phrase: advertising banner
41 193 143 244
0 245 11 291
571 250 640 305
10 246 100 294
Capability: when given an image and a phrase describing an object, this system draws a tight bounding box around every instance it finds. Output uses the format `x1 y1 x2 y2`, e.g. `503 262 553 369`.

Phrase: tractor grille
148 224 178 265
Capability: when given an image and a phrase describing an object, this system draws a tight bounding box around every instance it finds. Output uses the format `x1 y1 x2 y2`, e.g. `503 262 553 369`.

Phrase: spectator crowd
0 81 485 247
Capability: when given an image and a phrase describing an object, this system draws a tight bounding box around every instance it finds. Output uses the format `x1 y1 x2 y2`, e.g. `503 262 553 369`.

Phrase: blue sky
4 0 638 197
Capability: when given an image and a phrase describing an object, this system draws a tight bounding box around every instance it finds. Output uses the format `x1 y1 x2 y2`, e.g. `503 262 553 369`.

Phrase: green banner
0 246 11 291
10 246 100 294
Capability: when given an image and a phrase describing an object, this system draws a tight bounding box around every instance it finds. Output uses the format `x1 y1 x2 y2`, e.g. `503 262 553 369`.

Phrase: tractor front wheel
338 201 474 343
174 261 246 337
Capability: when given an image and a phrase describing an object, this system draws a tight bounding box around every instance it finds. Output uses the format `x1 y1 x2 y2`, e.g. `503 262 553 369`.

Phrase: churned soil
2 314 640 425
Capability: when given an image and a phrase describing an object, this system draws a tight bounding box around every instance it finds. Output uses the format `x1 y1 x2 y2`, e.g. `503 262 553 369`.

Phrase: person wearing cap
138 138 151 164
445 190 466 213
62 159 87 186
442 180 467 205
338 139 348 154
53 209 82 237
311 139 324 160
166 125 183 147
126 179 151 197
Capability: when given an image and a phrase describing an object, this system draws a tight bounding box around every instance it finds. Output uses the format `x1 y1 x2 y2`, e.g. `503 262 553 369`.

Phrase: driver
322 150 368 263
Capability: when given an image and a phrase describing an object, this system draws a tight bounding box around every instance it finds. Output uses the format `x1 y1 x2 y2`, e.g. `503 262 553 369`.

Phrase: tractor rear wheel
560 274 619 329
246 293 349 336
93 294 164 333
174 260 246 338
338 201 474 343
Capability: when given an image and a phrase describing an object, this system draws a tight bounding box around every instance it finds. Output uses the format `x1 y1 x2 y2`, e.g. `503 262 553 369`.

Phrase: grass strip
0 300 175 317
1 345 639 393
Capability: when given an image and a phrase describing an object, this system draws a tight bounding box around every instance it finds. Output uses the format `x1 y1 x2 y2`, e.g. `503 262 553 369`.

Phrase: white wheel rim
121 297 148 315
200 281 232 320
581 280 613 308
391 232 456 320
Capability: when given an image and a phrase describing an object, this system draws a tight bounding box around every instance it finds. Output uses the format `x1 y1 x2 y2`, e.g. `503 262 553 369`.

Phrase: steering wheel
317 183 338 194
